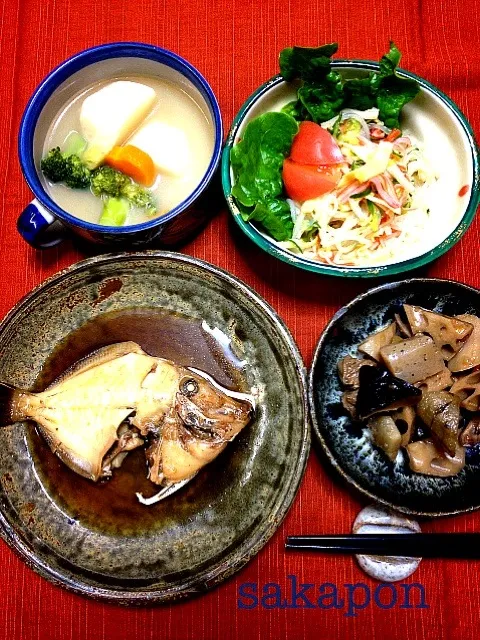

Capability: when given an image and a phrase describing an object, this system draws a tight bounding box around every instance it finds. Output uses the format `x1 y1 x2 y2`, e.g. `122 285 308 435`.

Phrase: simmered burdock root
367 415 402 461
416 391 461 456
356 366 422 420
403 305 473 360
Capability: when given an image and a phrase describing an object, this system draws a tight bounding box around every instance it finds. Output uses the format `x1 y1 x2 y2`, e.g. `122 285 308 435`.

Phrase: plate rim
221 66 480 278
308 276 480 517
0 250 310 603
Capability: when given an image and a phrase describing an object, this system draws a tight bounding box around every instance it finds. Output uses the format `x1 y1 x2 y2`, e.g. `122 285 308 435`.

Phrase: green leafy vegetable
281 100 309 121
298 72 344 122
245 199 294 241
279 44 339 82
376 75 419 129
342 76 377 112
279 41 419 129
230 111 298 241
231 112 298 206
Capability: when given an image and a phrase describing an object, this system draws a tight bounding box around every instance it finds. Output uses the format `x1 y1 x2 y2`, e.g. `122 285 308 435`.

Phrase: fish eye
180 377 199 397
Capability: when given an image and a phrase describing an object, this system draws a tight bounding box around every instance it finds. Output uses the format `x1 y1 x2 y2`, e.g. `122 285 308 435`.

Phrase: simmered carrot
105 145 156 187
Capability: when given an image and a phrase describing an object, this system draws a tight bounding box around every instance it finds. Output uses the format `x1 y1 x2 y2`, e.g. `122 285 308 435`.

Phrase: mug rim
18 42 223 235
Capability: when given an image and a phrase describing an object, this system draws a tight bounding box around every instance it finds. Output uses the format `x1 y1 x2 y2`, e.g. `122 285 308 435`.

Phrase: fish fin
46 341 147 390
0 382 27 426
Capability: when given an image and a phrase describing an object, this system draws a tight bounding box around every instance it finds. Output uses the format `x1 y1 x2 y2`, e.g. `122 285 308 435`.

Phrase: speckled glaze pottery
222 64 480 277
0 251 309 603
309 278 480 517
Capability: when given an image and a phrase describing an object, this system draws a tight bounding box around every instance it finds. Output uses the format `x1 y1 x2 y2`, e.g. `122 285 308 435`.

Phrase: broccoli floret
91 166 157 217
63 155 91 188
99 197 130 226
41 147 68 183
41 147 91 189
121 181 157 216
90 165 130 198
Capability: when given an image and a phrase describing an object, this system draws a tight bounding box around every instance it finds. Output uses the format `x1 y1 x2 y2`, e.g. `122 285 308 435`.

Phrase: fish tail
0 383 26 426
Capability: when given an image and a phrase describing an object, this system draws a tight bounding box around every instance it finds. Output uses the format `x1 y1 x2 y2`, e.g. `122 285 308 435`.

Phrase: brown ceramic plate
0 251 309 603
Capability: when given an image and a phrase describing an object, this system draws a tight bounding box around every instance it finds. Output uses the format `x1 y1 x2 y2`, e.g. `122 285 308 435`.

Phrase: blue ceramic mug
18 42 223 248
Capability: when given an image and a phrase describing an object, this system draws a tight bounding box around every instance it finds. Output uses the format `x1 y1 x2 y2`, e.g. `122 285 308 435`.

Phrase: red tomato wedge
282 159 341 202
290 121 344 165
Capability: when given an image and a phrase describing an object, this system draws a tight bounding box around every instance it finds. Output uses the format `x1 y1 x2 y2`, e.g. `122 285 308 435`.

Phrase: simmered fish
0 342 254 503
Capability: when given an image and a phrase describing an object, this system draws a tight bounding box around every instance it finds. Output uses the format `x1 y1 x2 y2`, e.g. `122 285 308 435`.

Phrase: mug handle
17 199 67 249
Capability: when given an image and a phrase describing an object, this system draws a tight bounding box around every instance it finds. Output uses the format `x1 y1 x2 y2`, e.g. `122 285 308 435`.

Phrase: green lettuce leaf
374 43 420 128
279 44 339 82
278 41 419 129
246 199 294 241
230 111 298 241
298 72 344 123
230 111 298 207
281 99 310 121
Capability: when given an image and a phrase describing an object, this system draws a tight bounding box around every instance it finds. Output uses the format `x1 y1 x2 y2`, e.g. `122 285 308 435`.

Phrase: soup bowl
18 42 223 248
222 62 480 277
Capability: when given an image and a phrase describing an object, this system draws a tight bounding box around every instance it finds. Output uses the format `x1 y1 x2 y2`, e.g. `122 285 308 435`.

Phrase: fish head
174 368 254 441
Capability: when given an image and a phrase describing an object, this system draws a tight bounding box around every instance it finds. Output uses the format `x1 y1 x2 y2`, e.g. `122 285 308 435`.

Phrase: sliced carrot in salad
105 145 156 187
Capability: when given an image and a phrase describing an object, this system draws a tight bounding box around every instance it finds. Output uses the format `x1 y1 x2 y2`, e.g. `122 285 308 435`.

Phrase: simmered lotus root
406 439 465 477
450 370 480 412
403 305 473 360
460 417 480 446
448 314 480 372
358 322 397 361
415 367 453 393
394 313 412 338
391 405 416 447
339 304 479 478
380 334 446 383
338 356 376 388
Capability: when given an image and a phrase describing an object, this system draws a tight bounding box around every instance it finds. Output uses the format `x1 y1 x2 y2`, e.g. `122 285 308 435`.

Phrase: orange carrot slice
105 145 156 187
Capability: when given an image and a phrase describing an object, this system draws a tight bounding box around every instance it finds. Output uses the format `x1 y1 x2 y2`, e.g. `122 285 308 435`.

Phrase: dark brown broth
28 308 247 535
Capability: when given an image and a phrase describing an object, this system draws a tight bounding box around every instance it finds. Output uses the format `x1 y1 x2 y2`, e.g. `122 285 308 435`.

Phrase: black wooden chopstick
285 534 480 558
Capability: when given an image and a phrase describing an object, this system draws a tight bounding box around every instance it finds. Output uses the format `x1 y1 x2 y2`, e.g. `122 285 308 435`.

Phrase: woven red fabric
0 0 479 638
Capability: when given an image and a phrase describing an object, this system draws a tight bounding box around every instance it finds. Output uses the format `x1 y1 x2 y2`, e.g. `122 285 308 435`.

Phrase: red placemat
0 0 479 638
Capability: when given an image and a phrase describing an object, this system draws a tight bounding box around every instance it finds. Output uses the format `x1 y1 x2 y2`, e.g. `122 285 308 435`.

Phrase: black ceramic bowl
0 251 309 603
309 278 480 517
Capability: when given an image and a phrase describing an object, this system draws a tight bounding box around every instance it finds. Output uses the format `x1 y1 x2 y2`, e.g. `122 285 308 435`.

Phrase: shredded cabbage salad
281 108 437 267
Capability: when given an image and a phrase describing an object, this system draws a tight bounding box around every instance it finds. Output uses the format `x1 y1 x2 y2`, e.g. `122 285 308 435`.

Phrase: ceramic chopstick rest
352 504 422 582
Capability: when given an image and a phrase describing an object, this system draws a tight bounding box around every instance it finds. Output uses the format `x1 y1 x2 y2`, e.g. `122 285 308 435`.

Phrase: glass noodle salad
230 42 437 267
